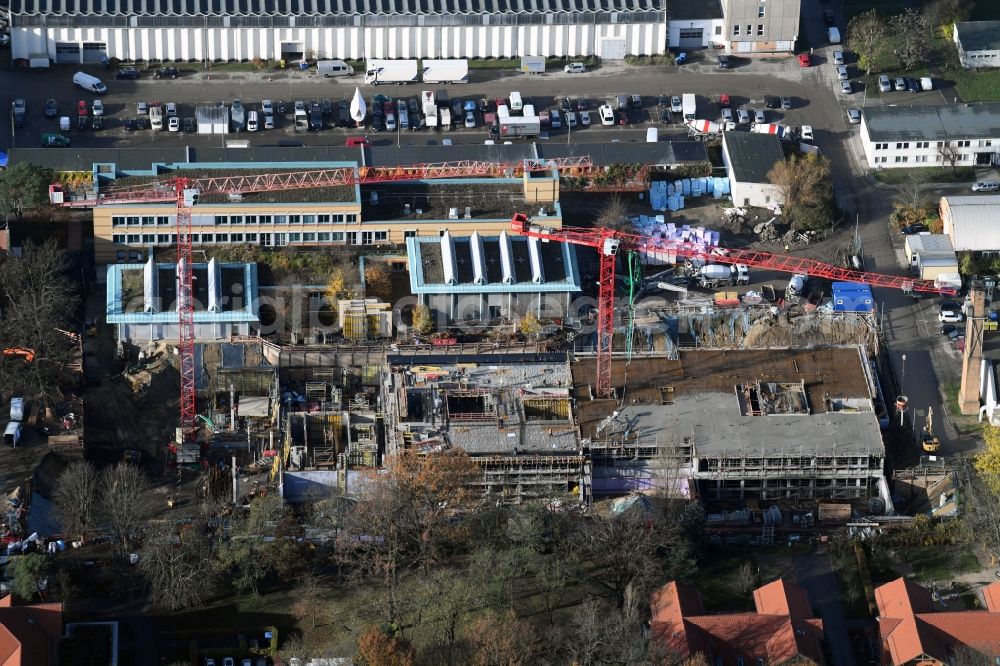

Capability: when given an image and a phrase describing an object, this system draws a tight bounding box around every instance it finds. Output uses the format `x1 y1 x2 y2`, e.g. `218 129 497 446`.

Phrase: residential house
650 578 824 664
875 577 1000 664
860 104 1000 170
0 594 63 666
722 132 785 208
953 21 1000 69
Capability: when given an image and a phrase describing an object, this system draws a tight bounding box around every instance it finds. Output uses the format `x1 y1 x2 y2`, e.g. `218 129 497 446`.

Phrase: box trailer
498 116 541 138
364 59 419 85
421 59 469 84
439 106 452 129
520 56 545 74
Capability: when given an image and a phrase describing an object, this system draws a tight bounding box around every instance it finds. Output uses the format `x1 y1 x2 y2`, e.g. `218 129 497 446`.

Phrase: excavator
921 407 941 454
2 348 35 363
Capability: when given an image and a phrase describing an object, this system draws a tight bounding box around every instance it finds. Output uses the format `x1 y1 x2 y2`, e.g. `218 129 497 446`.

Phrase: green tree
847 10 888 75
10 553 49 601
0 240 79 402
214 494 285 596
767 153 834 231
0 163 54 223
975 426 1000 494
411 304 435 335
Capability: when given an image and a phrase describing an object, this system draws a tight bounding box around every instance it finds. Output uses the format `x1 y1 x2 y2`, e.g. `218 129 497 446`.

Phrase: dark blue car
906 77 920 93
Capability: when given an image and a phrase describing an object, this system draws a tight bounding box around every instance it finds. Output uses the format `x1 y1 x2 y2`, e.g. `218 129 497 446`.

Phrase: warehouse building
940 194 1000 252
953 21 1000 70
721 132 785 208
723 0 800 53
903 233 958 281
860 103 1000 170
8 0 669 62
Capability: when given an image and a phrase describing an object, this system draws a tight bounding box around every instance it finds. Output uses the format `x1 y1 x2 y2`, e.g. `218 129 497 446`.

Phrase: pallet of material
47 434 82 451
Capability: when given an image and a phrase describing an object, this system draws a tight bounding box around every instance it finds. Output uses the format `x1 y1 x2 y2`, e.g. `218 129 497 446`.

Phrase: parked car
564 62 586 73
780 96 792 110
616 108 629 125
832 50 845 65
797 53 811 67
182 117 195 132
44 98 57 118
938 307 964 323
972 181 1000 192
580 110 591 126
550 109 562 129
737 108 750 124
91 115 102 130
92 99 104 116
800 125 814 142
261 99 274 116
566 111 577 128
906 77 921 92
847 108 861 124
764 96 780 109
599 105 615 126
823 8 835 25
670 95 683 113
836 65 849 80
894 77 906 91
878 74 892 92
656 95 669 109
753 108 765 123
11 98 25 127
321 98 334 116
154 67 179 78
464 110 476 128
124 117 137 131
168 115 180 131
77 100 88 116
717 54 730 69
900 223 929 235
136 101 148 115
839 81 853 94
276 100 288 114
116 67 141 80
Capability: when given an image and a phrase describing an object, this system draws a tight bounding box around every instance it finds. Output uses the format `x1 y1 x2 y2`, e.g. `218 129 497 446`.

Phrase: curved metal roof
11 0 664 14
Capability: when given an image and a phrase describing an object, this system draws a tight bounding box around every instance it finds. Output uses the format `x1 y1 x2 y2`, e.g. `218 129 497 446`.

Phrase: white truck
439 106 452 129
751 123 789 138
421 59 469 84
364 59 419 85
698 264 749 288
497 116 541 138
685 118 721 137
294 107 309 132
682 94 696 121
421 90 438 128
520 56 545 74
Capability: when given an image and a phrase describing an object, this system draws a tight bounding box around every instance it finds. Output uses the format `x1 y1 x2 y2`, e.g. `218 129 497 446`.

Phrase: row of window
733 23 765 37
872 139 985 150
874 155 945 164
111 230 388 245
110 213 359 227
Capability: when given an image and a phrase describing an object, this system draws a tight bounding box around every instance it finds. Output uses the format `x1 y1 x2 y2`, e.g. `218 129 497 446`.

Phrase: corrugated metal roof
863 103 1000 142
955 21 1000 53
11 0 665 14
905 233 955 255
942 195 1000 251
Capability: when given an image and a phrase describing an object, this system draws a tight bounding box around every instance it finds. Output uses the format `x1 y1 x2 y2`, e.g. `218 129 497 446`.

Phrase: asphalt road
794 549 855 666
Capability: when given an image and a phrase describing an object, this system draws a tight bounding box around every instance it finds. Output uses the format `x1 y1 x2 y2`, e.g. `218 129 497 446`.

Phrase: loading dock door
677 28 704 48
82 42 107 63
280 42 304 61
599 37 626 60
55 43 81 63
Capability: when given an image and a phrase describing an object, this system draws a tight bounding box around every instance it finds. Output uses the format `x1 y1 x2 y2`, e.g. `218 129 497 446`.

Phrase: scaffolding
472 454 586 503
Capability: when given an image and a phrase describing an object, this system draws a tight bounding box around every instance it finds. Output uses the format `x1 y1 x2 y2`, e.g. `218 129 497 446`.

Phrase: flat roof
723 132 784 184
665 0 722 20
906 233 955 255
863 103 1000 142
406 232 581 294
362 181 531 222
573 347 883 456
955 21 1000 52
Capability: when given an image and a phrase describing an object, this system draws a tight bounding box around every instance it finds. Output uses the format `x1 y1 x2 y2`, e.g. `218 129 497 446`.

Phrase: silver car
894 77 906 91
721 107 734 122
753 108 765 124
670 96 682 113
840 81 853 94
847 108 861 124
737 107 750 124
836 65 849 80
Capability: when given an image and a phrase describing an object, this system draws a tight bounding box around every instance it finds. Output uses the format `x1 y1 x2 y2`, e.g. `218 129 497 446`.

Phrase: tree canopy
0 163 54 223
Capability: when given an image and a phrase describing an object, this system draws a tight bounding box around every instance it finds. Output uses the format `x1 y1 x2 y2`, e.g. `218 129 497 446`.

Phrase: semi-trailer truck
421 59 469 84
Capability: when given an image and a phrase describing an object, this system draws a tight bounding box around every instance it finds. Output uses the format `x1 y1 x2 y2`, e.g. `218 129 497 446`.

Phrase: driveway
794 549 856 666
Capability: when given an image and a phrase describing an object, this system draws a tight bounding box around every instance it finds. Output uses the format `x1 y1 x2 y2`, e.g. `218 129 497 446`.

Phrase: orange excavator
2 348 35 363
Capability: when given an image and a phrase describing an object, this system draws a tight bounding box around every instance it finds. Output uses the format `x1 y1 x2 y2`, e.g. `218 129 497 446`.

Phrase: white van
509 92 523 111
522 104 536 118
73 72 107 95
3 422 21 447
149 105 163 130
828 27 841 44
316 60 354 77
646 128 658 142
9 398 23 422
497 104 510 119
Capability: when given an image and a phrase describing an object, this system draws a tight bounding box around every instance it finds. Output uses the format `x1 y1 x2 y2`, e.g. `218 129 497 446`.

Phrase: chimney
959 281 986 414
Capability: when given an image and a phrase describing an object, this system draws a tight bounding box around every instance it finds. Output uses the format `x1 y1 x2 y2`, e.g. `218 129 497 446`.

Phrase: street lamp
900 353 907 426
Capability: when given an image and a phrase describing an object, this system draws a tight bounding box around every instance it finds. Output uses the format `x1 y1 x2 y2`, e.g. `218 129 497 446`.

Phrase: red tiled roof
983 582 1000 613
876 578 1000 665
650 579 823 665
0 596 63 666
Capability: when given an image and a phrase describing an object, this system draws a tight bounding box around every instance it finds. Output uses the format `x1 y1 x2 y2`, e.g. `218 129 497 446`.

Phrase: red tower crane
510 214 956 400
52 158 593 451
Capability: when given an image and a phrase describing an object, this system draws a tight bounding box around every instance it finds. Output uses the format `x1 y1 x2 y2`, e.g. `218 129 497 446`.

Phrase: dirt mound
742 313 874 348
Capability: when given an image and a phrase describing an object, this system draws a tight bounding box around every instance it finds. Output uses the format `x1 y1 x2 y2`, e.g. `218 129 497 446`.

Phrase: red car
616 109 629 125
494 96 507 109
719 94 731 108
797 53 811 67
77 100 88 116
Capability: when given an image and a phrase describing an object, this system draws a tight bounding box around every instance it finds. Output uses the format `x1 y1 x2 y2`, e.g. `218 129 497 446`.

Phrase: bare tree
139 523 217 610
734 561 759 597
52 461 99 543
0 240 79 403
951 645 993 666
924 0 973 30
939 142 962 176
101 463 149 556
595 195 636 233
962 461 1000 565
214 493 285 596
468 609 537 666
893 8 933 70
898 168 930 211
847 9 889 75
291 573 328 630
